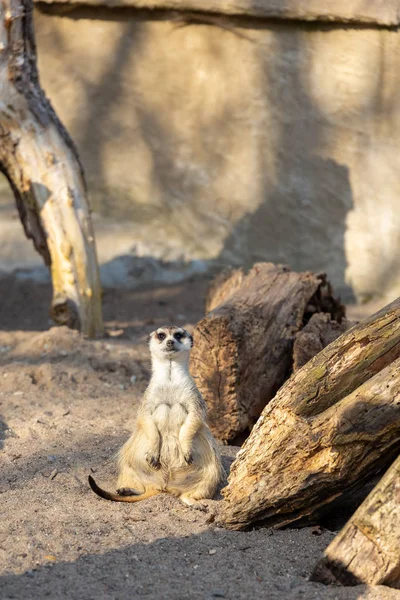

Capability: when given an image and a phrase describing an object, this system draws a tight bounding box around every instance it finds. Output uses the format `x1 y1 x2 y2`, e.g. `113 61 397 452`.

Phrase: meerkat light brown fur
88 326 225 509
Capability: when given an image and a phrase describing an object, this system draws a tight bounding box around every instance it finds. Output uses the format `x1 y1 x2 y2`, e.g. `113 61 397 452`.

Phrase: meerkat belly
152 402 188 434
152 402 189 472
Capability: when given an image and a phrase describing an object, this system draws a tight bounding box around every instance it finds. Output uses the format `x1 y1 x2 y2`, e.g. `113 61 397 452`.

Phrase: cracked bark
0 0 103 337
216 296 400 529
311 455 400 588
190 263 344 443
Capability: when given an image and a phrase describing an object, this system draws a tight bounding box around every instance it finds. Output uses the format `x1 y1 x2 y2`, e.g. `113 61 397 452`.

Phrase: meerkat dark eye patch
157 332 166 341
174 332 183 342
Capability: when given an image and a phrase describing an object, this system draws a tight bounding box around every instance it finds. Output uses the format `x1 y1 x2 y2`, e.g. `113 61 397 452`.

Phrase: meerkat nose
166 339 175 349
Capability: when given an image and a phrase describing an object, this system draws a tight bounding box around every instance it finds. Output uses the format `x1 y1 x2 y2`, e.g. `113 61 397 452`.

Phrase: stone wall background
1 3 400 302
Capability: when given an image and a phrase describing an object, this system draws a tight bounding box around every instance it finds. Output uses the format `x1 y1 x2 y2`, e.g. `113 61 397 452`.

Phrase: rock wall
2 4 400 301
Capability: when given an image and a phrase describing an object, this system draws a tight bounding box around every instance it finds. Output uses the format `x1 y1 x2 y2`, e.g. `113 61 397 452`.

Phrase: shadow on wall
75 12 356 299
186 13 347 304
8 5 379 302
219 157 354 301
212 17 355 301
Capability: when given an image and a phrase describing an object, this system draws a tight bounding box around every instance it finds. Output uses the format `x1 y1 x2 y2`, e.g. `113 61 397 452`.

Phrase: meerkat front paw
146 453 161 469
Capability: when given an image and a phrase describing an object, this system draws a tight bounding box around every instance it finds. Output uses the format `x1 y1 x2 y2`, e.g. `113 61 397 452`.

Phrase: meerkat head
148 326 193 362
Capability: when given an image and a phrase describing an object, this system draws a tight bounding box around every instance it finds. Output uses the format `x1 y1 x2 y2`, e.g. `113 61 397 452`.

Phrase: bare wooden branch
191 263 344 443
33 0 400 27
311 455 400 588
217 296 400 530
0 0 104 337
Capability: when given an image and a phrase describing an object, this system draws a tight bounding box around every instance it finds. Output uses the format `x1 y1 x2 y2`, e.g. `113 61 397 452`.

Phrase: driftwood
191 263 344 443
311 455 400 588
33 0 400 27
293 313 354 371
0 0 103 337
217 296 400 530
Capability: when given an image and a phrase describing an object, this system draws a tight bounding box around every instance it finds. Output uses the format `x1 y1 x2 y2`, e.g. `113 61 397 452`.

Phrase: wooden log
190 263 344 443
33 0 400 28
0 0 104 337
217 296 400 529
293 313 355 371
311 455 400 588
205 267 245 314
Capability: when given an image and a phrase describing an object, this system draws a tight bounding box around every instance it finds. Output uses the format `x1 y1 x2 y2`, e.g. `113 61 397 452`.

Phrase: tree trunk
0 0 103 337
217 296 400 529
190 263 344 444
311 455 400 588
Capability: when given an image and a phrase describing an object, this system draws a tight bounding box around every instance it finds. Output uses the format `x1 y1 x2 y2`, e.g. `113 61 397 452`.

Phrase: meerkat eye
157 332 166 341
174 332 183 342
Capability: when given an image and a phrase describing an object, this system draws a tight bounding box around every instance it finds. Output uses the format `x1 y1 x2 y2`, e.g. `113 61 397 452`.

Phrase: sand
0 274 398 600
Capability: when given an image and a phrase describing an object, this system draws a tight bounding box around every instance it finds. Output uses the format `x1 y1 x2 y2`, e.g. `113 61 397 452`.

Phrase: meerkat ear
189 335 194 347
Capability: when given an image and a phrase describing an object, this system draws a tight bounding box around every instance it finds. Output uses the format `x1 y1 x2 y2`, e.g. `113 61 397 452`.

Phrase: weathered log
204 267 245 314
311 455 400 588
0 0 103 337
191 263 344 443
293 313 355 371
217 296 400 529
33 0 400 28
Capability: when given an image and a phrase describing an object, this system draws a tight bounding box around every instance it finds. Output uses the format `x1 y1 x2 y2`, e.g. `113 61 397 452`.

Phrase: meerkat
88 325 225 510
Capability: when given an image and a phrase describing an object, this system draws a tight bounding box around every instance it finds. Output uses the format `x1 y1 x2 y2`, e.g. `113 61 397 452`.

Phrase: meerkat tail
88 475 158 503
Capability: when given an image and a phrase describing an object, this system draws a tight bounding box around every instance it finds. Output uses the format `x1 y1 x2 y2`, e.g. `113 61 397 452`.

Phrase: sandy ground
0 274 398 600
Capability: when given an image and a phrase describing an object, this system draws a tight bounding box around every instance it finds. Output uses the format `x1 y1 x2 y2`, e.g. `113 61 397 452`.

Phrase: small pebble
208 548 217 555
130 375 137 384
109 329 124 337
47 455 57 463
50 469 58 480
44 555 57 562
13 391 23 396
211 591 225 598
